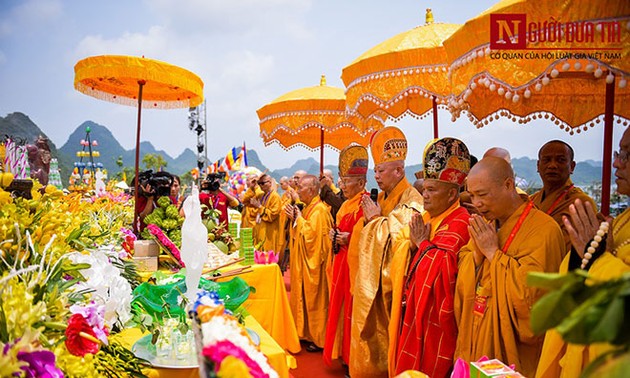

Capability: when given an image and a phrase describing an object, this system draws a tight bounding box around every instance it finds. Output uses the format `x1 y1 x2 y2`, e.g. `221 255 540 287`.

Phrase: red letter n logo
490 14 526 50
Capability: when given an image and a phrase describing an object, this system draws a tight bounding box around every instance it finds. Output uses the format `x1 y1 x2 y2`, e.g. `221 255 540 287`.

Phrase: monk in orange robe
323 145 368 369
351 127 423 378
285 174 333 350
454 157 564 377
250 174 283 253
530 140 597 254
390 137 472 378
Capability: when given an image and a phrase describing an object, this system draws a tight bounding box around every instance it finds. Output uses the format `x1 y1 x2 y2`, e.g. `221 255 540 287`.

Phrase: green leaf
588 297 624 343
531 289 578 334
528 270 588 291
582 348 630 378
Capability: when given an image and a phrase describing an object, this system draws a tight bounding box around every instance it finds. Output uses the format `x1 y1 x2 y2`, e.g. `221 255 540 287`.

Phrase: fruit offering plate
204 243 240 271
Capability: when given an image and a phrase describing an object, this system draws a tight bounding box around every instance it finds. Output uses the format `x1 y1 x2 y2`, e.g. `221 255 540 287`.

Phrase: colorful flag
207 160 220 174
223 147 239 171
242 141 248 167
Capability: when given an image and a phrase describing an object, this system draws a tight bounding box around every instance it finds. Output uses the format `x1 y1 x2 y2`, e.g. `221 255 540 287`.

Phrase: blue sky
0 0 625 170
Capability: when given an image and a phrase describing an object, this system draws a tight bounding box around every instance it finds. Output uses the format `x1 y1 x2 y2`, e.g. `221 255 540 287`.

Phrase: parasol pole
432 96 439 139
601 75 615 216
320 127 324 176
133 80 146 235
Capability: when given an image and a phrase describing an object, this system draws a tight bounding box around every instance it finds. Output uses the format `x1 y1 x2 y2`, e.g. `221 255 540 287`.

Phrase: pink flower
147 224 185 267
202 340 268 378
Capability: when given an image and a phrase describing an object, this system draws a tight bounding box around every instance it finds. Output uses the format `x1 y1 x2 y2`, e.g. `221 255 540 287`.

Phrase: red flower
65 313 100 356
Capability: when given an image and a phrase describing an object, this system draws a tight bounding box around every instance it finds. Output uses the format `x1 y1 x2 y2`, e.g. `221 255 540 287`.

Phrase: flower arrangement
193 291 278 378
0 184 147 377
146 223 185 268
254 250 279 265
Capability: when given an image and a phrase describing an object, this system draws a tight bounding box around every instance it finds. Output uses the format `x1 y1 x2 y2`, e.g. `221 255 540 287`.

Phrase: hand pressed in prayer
409 212 430 251
563 198 608 258
329 228 351 246
469 214 499 264
360 194 381 222
250 198 261 208
284 204 297 221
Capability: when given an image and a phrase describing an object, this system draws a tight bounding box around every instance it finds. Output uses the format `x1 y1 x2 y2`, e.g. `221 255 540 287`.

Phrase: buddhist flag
223 147 239 171
240 141 248 167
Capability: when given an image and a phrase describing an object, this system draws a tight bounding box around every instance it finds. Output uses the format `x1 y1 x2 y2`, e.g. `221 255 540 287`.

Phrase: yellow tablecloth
115 316 292 378
218 263 301 354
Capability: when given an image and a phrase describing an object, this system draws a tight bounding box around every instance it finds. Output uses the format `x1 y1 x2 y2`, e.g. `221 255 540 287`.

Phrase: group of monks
239 125 630 378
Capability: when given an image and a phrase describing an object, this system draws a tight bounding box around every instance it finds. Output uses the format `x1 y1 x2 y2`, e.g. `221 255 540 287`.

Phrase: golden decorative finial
320 74 327 86
426 8 434 25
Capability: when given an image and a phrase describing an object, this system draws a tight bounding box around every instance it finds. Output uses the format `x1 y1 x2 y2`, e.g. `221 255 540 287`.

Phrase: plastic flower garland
146 223 185 267
194 291 278 378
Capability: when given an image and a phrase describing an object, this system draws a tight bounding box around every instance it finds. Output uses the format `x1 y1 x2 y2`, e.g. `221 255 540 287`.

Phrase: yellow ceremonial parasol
257 75 383 174
74 55 204 232
342 9 460 138
443 0 630 215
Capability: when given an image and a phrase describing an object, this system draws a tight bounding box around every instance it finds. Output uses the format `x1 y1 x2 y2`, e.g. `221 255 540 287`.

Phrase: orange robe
454 201 564 377
252 190 283 253
389 202 470 378
323 190 366 366
531 179 597 255
536 207 630 378
350 179 423 378
241 186 264 229
289 195 333 347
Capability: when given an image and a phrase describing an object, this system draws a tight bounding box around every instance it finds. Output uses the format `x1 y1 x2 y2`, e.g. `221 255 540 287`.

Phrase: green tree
142 153 167 172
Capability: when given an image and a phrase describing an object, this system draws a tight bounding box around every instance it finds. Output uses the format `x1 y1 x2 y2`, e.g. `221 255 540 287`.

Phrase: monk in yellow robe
285 174 333 350
454 157 564 377
250 174 283 253
241 174 263 229
536 129 630 378
530 140 597 254
277 176 294 266
350 126 423 378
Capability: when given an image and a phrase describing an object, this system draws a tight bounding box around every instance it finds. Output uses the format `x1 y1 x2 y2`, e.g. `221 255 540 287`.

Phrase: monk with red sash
323 145 369 369
454 157 564 377
389 138 472 378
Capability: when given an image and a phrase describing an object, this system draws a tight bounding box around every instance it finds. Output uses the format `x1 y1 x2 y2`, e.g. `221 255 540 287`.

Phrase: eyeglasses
258 180 270 185
614 150 630 165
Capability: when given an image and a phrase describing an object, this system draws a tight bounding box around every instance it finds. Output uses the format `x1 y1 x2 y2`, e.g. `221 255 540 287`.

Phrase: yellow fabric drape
350 179 423 378
289 196 334 347
253 190 283 253
343 192 367 293
536 207 630 378
388 201 460 376
530 179 597 254
454 203 564 377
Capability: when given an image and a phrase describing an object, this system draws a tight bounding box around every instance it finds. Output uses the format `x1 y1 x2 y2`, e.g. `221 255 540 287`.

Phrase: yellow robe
531 179 597 255
241 187 264 229
350 179 423 378
536 207 630 378
253 190 283 253
289 195 333 347
277 188 296 261
454 202 564 377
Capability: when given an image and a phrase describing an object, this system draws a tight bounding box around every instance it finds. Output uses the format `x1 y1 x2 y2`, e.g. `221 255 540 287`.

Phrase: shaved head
469 156 515 185
483 147 512 164
467 157 521 224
